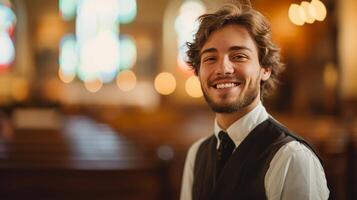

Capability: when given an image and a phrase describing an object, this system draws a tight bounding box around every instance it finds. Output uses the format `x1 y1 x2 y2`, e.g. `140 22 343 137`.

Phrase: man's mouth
213 82 241 89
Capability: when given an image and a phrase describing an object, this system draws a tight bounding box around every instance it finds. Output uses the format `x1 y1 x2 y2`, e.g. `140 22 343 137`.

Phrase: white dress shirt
180 102 329 200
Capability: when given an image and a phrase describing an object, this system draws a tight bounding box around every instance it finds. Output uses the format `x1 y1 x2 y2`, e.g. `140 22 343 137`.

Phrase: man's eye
203 57 216 63
232 55 248 61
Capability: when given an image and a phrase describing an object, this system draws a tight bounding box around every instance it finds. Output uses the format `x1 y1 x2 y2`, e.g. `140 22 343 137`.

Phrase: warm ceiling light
288 4 305 26
300 1 315 24
310 0 327 21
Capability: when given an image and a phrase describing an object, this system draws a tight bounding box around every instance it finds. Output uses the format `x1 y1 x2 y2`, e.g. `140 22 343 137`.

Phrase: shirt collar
214 101 269 148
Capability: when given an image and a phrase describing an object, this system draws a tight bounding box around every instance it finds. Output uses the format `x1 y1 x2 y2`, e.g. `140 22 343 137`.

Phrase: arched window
0 1 16 72
161 0 207 99
58 0 137 87
175 0 206 74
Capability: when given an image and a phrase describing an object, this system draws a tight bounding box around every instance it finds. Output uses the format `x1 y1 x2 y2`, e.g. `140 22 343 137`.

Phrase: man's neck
216 97 260 130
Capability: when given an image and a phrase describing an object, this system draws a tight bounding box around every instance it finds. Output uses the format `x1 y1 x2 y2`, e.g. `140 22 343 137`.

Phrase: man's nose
217 56 234 75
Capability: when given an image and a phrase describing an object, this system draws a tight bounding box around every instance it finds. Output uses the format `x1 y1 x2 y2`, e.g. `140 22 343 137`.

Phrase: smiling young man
180 2 329 200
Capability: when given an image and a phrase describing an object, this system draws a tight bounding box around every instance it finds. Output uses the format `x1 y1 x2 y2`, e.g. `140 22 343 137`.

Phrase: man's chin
204 95 257 114
207 102 240 113
211 106 239 113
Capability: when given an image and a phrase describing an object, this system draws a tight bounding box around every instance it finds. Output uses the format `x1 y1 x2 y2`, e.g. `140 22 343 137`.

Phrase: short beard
202 85 259 114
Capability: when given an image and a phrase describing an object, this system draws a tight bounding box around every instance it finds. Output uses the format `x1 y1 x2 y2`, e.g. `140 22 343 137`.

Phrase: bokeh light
185 75 202 98
310 0 327 21
154 72 176 95
288 4 305 26
116 70 137 91
300 1 315 24
76 0 121 83
59 0 78 20
118 0 137 24
76 0 120 39
58 68 75 83
156 145 174 161
288 0 327 26
59 35 77 78
119 35 137 70
84 79 103 93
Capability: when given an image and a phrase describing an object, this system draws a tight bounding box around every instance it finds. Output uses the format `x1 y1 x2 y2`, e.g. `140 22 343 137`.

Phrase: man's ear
261 67 271 81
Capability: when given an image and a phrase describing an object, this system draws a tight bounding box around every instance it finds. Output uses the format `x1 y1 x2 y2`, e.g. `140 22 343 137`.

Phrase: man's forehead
200 25 256 54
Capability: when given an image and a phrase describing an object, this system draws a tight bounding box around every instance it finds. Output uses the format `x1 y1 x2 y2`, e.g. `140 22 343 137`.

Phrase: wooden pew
0 115 170 200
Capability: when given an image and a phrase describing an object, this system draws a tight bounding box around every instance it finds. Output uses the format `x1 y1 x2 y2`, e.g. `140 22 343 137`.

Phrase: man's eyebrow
200 48 217 57
200 46 253 57
229 46 253 52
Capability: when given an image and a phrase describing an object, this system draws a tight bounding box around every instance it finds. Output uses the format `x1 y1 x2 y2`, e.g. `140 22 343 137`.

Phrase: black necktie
216 131 235 179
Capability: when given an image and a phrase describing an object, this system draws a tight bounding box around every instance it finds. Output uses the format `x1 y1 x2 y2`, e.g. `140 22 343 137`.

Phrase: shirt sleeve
265 141 330 200
180 137 207 200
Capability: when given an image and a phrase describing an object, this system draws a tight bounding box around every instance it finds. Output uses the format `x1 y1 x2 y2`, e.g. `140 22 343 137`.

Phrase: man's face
198 24 270 113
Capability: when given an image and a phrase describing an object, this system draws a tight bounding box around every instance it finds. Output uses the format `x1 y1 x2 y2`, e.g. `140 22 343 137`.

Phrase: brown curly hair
186 2 284 99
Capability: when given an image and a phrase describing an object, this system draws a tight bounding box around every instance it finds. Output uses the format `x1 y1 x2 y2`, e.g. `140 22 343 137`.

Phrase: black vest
192 117 321 200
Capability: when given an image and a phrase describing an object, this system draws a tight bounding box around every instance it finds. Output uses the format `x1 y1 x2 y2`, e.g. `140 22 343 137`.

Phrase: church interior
0 0 356 199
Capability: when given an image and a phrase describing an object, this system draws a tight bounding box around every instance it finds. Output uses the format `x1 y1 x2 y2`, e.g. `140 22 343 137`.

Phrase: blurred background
0 0 356 199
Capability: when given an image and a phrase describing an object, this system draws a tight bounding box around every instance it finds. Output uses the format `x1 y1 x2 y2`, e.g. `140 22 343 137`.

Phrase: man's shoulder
264 117 294 134
264 117 305 142
264 116 323 164
268 141 323 176
270 141 327 187
266 140 329 199
276 141 318 160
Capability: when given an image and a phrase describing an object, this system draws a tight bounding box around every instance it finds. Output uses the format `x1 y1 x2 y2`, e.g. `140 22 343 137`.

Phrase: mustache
208 75 244 85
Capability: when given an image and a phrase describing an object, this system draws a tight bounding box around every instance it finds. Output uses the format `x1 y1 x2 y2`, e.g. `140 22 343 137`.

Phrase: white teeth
216 83 237 89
